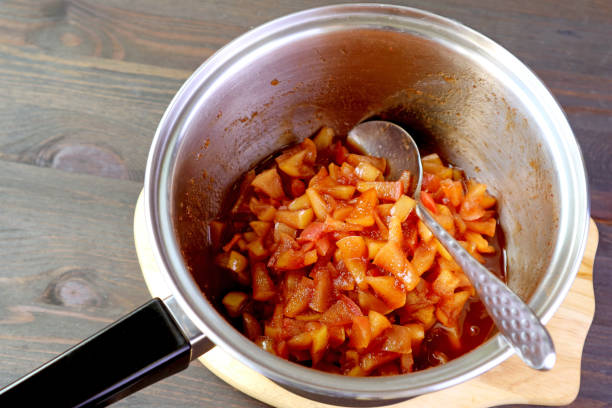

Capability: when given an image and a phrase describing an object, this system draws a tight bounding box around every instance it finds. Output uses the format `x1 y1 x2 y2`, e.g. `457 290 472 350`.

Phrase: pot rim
144 3 590 401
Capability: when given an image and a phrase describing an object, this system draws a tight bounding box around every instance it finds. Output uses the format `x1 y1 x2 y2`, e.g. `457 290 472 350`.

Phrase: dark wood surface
0 1 610 407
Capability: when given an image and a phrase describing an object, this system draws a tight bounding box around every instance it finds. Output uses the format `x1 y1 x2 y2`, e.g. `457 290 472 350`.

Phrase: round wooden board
134 192 597 408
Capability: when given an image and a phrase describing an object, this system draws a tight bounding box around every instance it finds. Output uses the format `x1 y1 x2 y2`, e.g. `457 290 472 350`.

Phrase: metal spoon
347 120 555 371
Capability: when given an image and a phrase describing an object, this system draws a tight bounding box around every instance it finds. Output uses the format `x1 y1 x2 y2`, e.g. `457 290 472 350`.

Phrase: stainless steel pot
0 4 589 407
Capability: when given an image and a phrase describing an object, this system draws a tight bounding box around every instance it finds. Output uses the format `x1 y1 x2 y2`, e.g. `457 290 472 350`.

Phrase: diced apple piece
222 291 249 317
252 262 275 301
328 162 340 180
332 205 354 221
356 181 403 201
287 332 312 350
422 171 441 193
465 218 497 237
403 323 425 349
459 181 488 220
390 195 416 222
294 312 323 321
421 153 443 167
365 238 386 260
306 188 331 219
438 256 460 273
243 231 258 243
336 236 367 290
440 179 464 208
346 153 387 173
387 215 403 245
320 296 363 326
436 290 471 328
381 325 413 354
454 211 467 234
255 336 276 355
275 208 314 230
315 235 332 257
401 353 415 373
310 324 329 364
249 197 276 221
465 231 495 253
434 204 456 236
339 162 358 183
432 269 460 298
376 203 393 218
365 276 406 309
336 235 367 259
276 139 317 178
310 264 333 312
276 340 289 359
360 351 400 373
215 250 250 285
412 305 436 330
242 312 262 340
368 310 392 339
284 277 314 317
298 221 326 242
313 126 335 151
357 290 393 315
264 323 281 341
354 162 383 182
346 365 367 377
237 238 248 252
411 241 437 275
422 153 453 179
372 242 419 291
350 316 371 351
315 177 356 200
278 149 310 177
274 222 297 241
249 221 272 237
329 326 346 347
323 184 356 200
274 249 307 270
480 192 497 209
420 190 437 214
246 238 269 261
304 249 318 266
460 240 485 263
346 188 378 227
288 193 311 210
251 168 285 199
373 211 389 241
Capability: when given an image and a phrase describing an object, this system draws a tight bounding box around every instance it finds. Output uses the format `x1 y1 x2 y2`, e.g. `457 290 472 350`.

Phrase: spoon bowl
348 120 556 371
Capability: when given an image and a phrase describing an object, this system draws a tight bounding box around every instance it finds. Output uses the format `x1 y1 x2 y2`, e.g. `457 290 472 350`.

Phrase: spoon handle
416 202 556 371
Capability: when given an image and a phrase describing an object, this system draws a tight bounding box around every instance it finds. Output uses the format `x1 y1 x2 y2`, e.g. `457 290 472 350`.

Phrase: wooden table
0 1 610 407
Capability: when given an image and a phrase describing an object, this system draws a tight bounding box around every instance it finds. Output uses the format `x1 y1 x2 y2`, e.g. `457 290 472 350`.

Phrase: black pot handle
0 298 193 407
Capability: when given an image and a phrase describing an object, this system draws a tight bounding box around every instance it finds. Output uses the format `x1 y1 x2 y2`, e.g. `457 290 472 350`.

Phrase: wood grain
0 1 610 407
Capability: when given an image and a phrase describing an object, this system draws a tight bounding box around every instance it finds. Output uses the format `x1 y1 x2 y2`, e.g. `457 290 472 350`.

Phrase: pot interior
171 27 559 311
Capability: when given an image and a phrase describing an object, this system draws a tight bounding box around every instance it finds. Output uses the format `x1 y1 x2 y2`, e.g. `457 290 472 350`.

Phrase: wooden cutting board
134 192 597 408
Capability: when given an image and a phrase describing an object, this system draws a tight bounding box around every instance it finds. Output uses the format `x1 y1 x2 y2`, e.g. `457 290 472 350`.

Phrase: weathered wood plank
0 43 188 181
